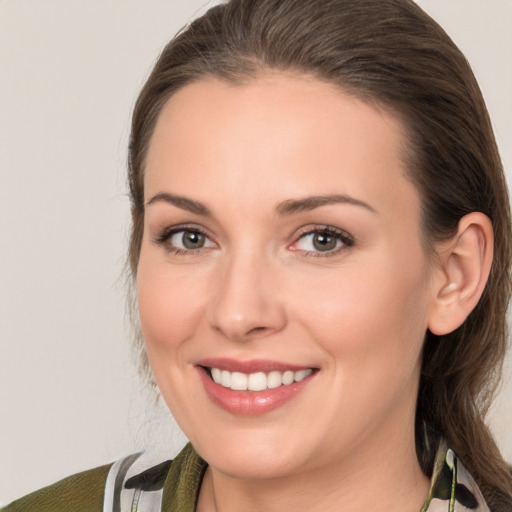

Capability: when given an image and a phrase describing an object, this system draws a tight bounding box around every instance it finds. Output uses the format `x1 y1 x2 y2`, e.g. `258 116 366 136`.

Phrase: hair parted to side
127 0 512 508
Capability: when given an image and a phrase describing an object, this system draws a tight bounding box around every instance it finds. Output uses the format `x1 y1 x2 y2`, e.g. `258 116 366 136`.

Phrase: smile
209 368 313 391
196 358 317 415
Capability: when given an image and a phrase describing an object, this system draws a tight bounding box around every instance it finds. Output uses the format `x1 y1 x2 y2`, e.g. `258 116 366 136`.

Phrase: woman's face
137 74 437 479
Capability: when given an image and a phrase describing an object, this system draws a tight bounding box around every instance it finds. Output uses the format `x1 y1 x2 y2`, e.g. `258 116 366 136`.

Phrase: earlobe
428 213 493 336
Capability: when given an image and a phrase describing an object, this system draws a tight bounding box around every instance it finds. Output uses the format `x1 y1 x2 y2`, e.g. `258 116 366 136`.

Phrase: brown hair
127 0 512 507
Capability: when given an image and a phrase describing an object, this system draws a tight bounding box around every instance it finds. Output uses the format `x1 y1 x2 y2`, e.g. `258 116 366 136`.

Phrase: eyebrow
145 192 376 217
276 195 376 216
146 192 211 216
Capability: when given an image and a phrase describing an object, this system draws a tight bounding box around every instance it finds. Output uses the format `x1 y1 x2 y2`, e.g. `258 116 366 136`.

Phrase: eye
154 226 216 253
291 227 353 256
170 230 212 250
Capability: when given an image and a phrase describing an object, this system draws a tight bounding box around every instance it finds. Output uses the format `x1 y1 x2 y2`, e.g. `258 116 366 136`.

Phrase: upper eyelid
156 223 210 237
153 224 214 244
292 225 354 242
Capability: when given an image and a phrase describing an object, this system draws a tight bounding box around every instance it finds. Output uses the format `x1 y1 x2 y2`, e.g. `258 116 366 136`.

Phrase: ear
428 212 493 336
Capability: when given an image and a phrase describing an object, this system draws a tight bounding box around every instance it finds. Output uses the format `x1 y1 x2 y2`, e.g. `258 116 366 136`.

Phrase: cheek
136 253 207 357
290 253 431 372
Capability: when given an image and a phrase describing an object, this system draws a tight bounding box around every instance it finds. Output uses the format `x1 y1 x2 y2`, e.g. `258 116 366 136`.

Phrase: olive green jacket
1 442 490 511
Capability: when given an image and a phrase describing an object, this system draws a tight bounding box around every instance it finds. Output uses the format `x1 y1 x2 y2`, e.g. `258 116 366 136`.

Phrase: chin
207 450 306 480
191 428 311 480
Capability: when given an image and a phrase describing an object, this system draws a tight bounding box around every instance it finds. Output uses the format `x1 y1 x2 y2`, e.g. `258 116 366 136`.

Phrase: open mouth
203 367 314 391
196 361 319 415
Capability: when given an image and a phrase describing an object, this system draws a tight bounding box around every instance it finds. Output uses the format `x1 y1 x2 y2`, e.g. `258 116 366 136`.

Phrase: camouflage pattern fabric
421 441 489 512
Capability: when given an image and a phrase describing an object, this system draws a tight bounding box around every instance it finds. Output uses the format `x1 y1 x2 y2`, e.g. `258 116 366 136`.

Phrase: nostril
247 326 269 336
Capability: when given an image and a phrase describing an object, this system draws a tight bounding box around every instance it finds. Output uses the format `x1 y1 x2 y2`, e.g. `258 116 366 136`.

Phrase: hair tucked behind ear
127 0 512 507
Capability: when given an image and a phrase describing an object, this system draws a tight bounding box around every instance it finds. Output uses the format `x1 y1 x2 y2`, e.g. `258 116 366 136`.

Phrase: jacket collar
422 440 490 511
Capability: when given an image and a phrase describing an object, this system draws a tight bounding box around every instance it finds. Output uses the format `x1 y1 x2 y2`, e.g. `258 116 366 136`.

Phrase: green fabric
161 443 207 512
1 463 113 512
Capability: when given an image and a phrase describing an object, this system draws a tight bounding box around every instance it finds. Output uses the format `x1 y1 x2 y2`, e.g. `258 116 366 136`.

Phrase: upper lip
196 357 315 374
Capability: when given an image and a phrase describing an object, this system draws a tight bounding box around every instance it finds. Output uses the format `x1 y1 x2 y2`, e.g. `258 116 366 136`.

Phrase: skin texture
136 74 491 512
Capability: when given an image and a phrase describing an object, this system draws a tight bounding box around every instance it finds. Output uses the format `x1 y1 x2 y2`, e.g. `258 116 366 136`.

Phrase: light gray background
0 0 511 504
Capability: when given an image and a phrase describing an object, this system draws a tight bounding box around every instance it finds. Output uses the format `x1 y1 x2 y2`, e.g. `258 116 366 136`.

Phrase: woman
3 0 511 510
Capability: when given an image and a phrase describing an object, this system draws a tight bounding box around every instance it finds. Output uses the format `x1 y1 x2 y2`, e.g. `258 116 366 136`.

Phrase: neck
196 424 430 512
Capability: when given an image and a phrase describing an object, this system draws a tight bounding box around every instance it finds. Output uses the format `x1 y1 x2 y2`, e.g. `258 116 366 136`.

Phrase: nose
208 251 287 341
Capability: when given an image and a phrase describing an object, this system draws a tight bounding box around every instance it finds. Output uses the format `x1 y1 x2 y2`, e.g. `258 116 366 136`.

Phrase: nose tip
208 260 287 342
212 314 276 341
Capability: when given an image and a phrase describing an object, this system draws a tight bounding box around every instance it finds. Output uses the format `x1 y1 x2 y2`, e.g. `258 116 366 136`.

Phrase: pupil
313 233 336 251
183 231 204 249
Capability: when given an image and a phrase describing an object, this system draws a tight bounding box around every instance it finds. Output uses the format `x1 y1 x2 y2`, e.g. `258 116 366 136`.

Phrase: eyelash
291 226 354 258
152 225 354 258
153 225 214 255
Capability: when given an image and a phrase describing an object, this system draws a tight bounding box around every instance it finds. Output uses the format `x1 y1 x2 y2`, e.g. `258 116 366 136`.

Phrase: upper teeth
210 368 313 391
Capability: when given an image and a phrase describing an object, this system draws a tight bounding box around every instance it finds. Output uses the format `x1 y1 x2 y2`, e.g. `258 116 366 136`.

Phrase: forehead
144 73 419 226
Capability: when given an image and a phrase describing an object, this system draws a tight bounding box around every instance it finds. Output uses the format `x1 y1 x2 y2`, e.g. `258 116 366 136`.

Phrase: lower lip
197 367 315 416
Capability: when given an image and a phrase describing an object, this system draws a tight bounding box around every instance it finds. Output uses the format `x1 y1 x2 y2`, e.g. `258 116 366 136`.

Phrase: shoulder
1 462 113 512
2 445 207 512
104 444 206 511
